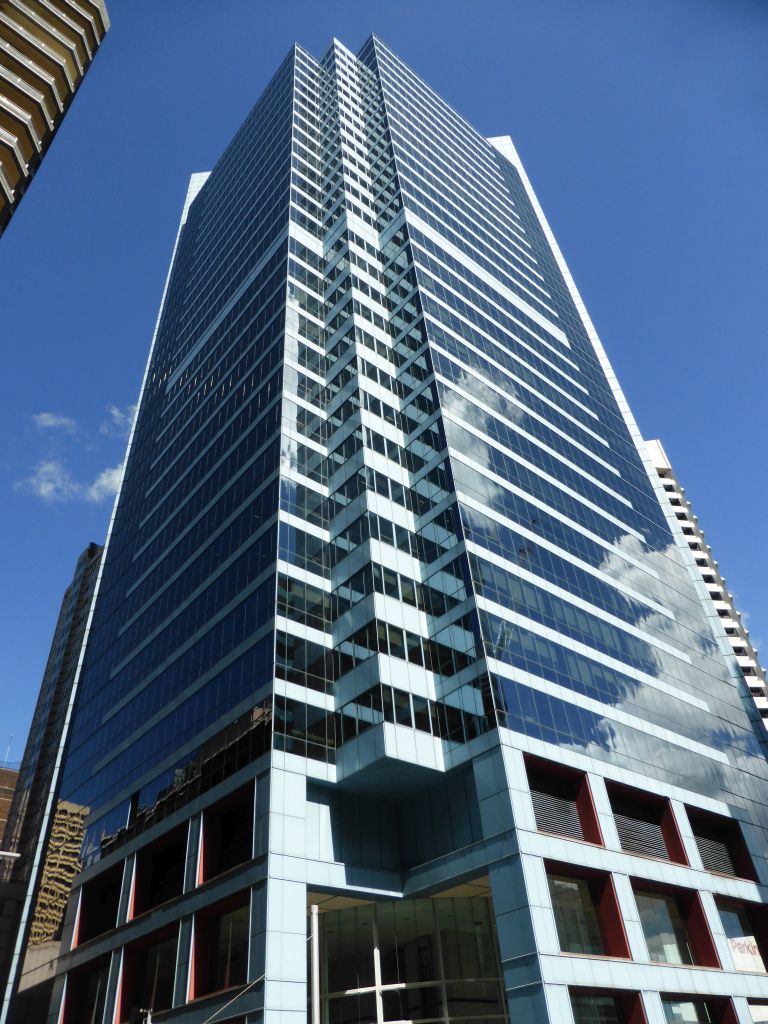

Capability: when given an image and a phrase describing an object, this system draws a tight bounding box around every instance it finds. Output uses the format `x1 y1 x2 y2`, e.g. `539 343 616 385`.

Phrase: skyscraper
645 439 768 723
0 542 102 999
6 34 768 1024
0 0 109 236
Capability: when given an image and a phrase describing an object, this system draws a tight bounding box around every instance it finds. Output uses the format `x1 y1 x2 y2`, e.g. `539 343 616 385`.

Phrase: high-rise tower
0 0 110 236
6 36 768 1024
645 438 768 725
0 543 102 999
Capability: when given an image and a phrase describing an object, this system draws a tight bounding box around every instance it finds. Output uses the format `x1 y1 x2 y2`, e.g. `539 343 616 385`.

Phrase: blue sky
1 0 766 757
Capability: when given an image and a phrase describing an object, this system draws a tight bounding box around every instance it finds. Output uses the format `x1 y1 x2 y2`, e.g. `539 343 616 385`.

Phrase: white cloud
441 372 519 521
99 404 136 439
14 460 123 504
14 460 81 502
32 412 77 433
85 465 123 503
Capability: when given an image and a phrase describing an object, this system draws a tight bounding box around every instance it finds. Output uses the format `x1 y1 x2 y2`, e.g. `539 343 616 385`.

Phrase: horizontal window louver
694 833 736 876
531 788 583 840
614 812 668 860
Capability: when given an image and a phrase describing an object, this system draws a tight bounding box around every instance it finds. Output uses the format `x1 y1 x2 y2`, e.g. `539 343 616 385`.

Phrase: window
717 899 768 973
62 958 110 1024
550 875 602 954
633 883 719 968
119 928 178 1022
319 895 507 1024
526 756 602 844
75 862 123 945
132 825 187 916
662 996 736 1024
607 784 687 864
635 890 691 964
192 893 250 998
570 990 647 1024
663 999 707 1023
201 785 253 882
547 866 629 958
686 806 757 880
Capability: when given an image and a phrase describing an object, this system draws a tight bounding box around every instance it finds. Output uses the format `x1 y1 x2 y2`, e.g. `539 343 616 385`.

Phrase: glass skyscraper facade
0 543 102 998
6 34 768 1024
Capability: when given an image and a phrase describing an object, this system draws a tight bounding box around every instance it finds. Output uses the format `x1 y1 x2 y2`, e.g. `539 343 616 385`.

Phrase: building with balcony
0 0 109 236
645 439 768 725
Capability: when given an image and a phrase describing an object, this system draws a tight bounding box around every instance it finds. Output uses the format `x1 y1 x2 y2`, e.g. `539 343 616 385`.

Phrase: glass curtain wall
318 897 507 1024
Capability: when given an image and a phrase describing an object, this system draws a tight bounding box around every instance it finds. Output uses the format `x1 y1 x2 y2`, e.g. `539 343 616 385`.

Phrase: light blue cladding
10 33 768 1024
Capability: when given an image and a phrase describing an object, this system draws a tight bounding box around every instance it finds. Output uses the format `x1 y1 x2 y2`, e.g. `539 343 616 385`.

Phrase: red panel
594 875 631 959
616 991 648 1024
188 927 196 1001
198 814 206 886
127 862 136 922
70 892 82 950
718 999 740 1024
114 961 124 1024
682 892 720 969
661 803 688 865
577 776 604 846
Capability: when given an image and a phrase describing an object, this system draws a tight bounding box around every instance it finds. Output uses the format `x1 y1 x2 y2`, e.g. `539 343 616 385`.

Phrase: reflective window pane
635 891 692 965
548 874 604 955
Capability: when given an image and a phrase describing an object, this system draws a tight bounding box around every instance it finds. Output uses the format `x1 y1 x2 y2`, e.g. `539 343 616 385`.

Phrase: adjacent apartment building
5 35 768 1024
0 0 109 235
645 438 768 723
